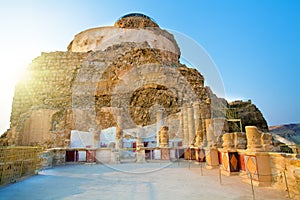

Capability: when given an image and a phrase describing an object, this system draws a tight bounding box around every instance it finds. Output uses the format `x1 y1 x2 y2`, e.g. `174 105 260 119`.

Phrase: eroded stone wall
8 52 88 146
269 153 300 199
5 40 212 147
228 100 269 132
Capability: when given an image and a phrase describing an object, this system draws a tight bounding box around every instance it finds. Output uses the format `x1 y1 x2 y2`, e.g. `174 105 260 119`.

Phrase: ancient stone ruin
2 13 267 148
0 13 299 199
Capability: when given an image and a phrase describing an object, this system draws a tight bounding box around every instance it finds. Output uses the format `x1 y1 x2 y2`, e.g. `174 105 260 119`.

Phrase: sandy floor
0 161 289 200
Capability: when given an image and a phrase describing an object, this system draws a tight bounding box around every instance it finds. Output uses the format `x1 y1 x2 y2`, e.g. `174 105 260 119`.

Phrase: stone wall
8 52 88 146
68 27 180 58
269 153 300 199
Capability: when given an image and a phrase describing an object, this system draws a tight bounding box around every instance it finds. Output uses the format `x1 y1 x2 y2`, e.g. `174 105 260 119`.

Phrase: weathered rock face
114 13 159 28
1 14 269 148
129 84 180 126
228 100 269 132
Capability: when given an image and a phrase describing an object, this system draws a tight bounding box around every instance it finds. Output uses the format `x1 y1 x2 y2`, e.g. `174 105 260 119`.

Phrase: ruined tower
2 13 268 147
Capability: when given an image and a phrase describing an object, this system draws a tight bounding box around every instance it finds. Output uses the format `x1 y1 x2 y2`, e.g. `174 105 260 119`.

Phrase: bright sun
0 47 39 135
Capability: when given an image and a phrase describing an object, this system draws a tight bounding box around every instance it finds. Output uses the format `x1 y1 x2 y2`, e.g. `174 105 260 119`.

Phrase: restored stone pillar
194 113 204 147
93 128 100 148
159 126 169 148
206 119 214 146
245 126 263 152
187 104 195 145
156 109 163 147
115 109 123 150
136 126 145 150
136 126 144 149
178 112 184 142
193 102 200 132
136 126 145 163
182 104 189 146
200 104 207 146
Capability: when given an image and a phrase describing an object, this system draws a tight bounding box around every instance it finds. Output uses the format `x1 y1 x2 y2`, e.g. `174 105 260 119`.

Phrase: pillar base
110 151 120 164
219 149 240 175
243 152 272 187
136 151 146 163
205 148 219 169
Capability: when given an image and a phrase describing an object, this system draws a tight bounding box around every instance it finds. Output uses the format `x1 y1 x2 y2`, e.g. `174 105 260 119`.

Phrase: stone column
195 113 204 147
245 126 263 152
187 103 195 145
182 104 189 146
136 126 144 148
156 109 163 147
206 119 214 146
200 105 207 146
193 102 200 132
159 126 169 148
136 126 145 163
93 129 100 148
178 112 184 141
115 109 123 150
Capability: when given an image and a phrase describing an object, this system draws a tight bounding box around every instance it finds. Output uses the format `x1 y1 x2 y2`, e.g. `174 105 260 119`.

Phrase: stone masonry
1 13 268 148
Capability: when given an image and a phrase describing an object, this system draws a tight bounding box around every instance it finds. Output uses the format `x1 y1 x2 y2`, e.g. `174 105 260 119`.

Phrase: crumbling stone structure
1 13 268 149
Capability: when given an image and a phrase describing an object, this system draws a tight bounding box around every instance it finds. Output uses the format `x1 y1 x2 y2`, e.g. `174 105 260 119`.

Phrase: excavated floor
0 161 289 200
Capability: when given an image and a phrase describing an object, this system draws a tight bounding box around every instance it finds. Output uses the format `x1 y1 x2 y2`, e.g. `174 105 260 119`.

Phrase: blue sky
0 0 299 134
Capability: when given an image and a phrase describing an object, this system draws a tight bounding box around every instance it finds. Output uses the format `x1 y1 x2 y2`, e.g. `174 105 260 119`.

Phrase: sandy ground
0 161 289 200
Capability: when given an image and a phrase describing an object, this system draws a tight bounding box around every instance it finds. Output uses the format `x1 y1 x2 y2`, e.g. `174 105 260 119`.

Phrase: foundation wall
235 150 300 199
0 146 42 186
268 153 300 199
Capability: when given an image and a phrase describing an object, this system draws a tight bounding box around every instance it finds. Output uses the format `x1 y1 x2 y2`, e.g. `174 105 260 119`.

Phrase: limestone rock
228 100 269 132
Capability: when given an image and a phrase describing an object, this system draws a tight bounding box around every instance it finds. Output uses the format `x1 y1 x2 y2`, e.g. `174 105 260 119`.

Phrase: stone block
40 150 53 169
136 151 146 163
243 152 272 186
219 149 239 176
95 148 112 164
51 148 66 166
205 148 219 169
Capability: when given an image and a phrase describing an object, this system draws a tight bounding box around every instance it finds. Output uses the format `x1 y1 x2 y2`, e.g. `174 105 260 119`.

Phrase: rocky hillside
269 123 300 145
